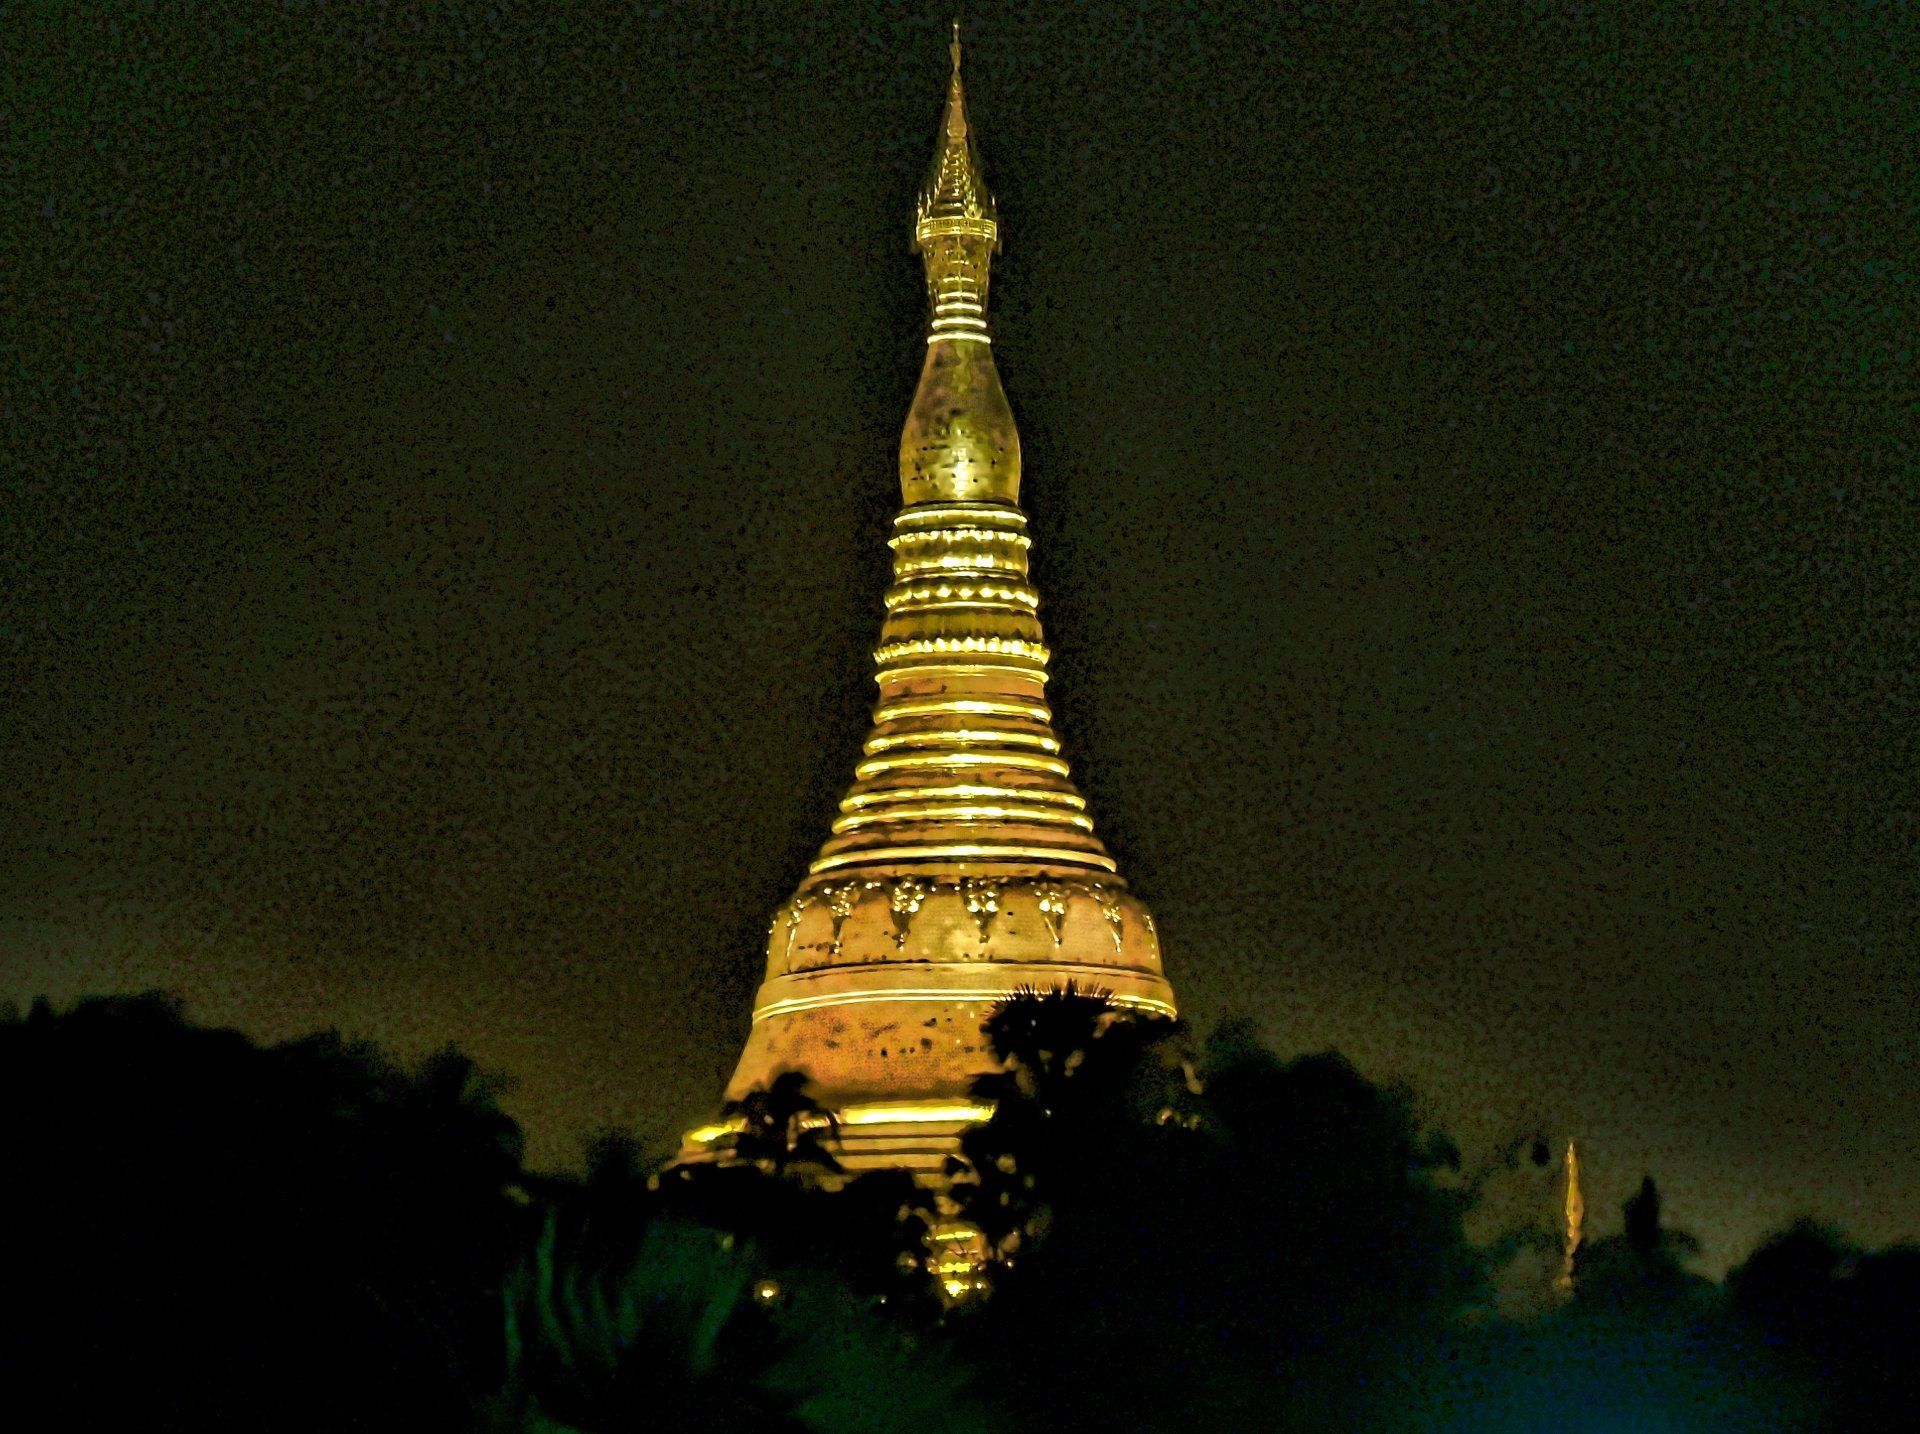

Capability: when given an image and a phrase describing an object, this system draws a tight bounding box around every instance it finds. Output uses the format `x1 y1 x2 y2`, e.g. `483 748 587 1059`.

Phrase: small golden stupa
686 27 1177 1196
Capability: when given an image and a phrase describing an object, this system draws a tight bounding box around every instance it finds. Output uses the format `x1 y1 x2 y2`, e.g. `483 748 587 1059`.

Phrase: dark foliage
0 992 526 1432
4 989 1917 1431
494 1154 999 1434
719 1070 844 1179
950 995 1482 1431
0 995 987 1434
1428 1176 1798 1431
946 991 1920 1432
1726 1220 1920 1433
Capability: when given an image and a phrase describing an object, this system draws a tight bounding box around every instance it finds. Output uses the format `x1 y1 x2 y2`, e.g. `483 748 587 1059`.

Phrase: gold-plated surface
1557 1140 1585 1295
691 29 1178 1187
899 28 1020 507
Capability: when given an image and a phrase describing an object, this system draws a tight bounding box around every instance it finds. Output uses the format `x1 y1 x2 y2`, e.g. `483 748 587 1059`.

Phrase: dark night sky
5 3 1914 1268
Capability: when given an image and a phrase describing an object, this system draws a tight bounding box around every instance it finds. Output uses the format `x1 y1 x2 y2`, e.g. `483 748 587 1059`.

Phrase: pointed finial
914 19 995 252
902 16 1016 502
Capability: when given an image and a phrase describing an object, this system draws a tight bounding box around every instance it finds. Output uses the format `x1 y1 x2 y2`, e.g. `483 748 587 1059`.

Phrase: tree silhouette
7 988 1913 1431
1727 1220 1920 1431
1422 1175 1797 1431
0 992 526 1432
1571 1174 1712 1320
948 983 1180 1263
494 1144 999 1433
948 997 1480 1432
721 1070 844 1179
977 981 1123 1102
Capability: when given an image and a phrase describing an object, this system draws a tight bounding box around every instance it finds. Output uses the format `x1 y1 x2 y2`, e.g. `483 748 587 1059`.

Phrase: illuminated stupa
688 29 1177 1184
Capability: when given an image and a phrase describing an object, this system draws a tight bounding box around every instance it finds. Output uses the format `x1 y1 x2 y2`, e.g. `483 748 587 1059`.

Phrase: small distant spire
950 18 962 75
1556 1139 1585 1295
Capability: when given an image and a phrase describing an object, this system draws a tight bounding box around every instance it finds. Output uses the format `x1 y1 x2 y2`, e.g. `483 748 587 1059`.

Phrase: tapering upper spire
799 32 1125 887
915 22 997 254
901 20 1019 504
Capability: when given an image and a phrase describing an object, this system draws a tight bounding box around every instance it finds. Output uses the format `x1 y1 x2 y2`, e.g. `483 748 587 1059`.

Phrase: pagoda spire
1557 1139 1585 1295
692 31 1177 1196
902 20 1016 502
916 21 997 258
820 22 1104 880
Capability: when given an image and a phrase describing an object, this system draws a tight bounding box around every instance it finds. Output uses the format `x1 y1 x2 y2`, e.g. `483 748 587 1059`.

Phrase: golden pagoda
686 27 1177 1187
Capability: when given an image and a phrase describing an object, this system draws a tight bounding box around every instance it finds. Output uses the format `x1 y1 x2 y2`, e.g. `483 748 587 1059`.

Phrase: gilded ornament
888 877 931 946
1089 882 1127 951
961 877 1005 942
821 879 882 955
1032 881 1070 946
779 893 816 964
